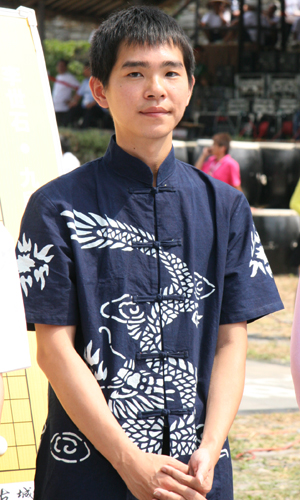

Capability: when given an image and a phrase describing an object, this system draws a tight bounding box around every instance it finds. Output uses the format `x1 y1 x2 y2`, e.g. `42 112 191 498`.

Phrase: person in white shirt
67 62 107 128
52 59 79 127
225 0 271 43
60 136 81 175
292 15 300 39
243 0 271 43
285 0 300 22
201 0 231 42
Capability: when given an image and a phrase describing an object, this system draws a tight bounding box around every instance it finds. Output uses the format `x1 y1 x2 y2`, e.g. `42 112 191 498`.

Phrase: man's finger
153 486 206 500
161 465 203 492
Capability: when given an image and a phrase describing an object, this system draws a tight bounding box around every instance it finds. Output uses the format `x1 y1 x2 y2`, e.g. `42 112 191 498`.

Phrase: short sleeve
77 81 85 97
201 13 209 24
292 18 300 33
220 195 283 324
202 156 214 173
229 159 241 187
16 190 79 329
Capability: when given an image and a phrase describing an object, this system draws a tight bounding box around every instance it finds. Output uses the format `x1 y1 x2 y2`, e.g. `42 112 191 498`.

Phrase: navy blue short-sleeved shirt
16 137 283 500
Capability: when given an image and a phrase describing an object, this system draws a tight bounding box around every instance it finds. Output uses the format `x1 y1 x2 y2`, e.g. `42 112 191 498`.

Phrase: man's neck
115 133 173 186
215 152 226 162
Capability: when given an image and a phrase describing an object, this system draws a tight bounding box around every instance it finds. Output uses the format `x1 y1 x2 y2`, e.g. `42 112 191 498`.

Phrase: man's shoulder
61 72 79 85
176 158 236 190
176 159 247 216
32 158 102 206
223 154 239 167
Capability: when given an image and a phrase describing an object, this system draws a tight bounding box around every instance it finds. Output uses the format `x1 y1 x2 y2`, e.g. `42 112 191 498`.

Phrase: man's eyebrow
121 61 149 68
161 61 184 69
121 60 184 69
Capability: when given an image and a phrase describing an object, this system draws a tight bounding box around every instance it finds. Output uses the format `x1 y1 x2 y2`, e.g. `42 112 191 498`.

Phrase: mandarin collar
103 136 177 186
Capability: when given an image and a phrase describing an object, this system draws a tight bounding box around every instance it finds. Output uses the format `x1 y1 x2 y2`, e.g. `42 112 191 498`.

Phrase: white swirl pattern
50 432 91 463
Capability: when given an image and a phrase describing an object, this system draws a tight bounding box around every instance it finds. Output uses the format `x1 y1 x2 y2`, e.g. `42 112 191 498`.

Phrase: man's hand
201 147 211 159
155 447 214 499
188 447 215 495
194 147 211 170
119 451 206 500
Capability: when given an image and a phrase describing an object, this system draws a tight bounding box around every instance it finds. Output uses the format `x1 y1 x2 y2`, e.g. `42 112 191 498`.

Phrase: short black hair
90 6 195 88
58 59 68 66
213 133 231 154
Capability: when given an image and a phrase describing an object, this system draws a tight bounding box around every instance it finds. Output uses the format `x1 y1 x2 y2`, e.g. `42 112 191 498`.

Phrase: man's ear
89 77 109 109
186 75 195 106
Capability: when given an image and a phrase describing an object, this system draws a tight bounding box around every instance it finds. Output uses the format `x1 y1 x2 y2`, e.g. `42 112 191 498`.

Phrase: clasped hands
123 447 214 500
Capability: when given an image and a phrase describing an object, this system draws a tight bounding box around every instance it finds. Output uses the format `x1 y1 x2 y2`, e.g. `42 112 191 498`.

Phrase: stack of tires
173 138 300 274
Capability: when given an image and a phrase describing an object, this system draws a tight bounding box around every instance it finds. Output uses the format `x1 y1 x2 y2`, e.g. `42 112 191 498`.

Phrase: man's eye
166 71 179 77
128 72 143 78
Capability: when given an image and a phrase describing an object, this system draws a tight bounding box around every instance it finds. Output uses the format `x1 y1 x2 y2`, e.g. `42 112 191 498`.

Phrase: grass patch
230 413 300 500
246 275 297 363
247 340 290 364
247 275 297 341
59 128 111 165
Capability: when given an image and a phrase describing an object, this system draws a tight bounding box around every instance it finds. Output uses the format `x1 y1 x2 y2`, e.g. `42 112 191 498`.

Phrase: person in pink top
195 133 242 191
291 280 300 408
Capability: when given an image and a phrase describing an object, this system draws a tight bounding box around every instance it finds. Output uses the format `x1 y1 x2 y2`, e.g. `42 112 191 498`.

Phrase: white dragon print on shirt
16 210 270 460
59 209 213 458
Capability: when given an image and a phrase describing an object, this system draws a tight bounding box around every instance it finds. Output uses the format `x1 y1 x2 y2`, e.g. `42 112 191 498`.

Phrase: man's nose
144 76 165 99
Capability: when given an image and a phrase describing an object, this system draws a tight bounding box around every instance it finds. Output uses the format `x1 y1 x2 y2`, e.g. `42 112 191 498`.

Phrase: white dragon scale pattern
16 208 269 460
60 209 215 457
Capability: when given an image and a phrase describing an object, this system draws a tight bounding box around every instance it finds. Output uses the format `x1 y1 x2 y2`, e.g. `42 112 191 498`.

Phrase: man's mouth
140 107 170 116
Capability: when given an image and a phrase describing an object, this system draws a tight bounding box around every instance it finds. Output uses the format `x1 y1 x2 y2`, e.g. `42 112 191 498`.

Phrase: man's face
91 42 194 147
83 66 91 79
57 61 67 74
211 141 226 158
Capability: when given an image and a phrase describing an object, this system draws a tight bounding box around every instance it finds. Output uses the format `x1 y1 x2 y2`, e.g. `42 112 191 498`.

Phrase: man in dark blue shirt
16 6 283 500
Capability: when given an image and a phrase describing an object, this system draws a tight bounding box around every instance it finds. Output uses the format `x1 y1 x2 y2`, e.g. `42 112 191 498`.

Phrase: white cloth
244 10 270 42
61 152 81 175
201 11 224 27
52 72 79 112
285 0 300 16
292 16 300 38
0 225 31 373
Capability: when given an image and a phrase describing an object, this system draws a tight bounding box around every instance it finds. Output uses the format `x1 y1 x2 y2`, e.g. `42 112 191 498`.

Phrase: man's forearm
160 322 247 498
201 322 247 462
194 153 207 171
35 324 205 500
36 324 140 470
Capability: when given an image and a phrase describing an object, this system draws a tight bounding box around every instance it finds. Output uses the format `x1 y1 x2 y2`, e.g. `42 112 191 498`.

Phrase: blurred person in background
201 0 231 42
195 133 242 190
225 0 271 43
68 62 107 128
289 181 300 407
52 59 79 127
60 136 80 175
291 282 300 408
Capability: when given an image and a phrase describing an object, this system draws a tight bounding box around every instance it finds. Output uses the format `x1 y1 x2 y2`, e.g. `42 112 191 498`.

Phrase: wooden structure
0 0 181 40
0 0 292 68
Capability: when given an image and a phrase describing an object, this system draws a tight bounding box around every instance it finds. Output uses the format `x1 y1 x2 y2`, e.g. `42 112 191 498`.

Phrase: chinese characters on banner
1 65 39 208
0 8 61 243
0 483 33 500
0 6 61 490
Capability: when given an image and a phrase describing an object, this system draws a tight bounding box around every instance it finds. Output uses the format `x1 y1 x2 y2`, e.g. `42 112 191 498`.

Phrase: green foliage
59 128 111 164
44 39 90 81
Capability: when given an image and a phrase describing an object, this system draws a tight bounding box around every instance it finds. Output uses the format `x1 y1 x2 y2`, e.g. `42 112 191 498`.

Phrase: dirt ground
229 275 300 499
